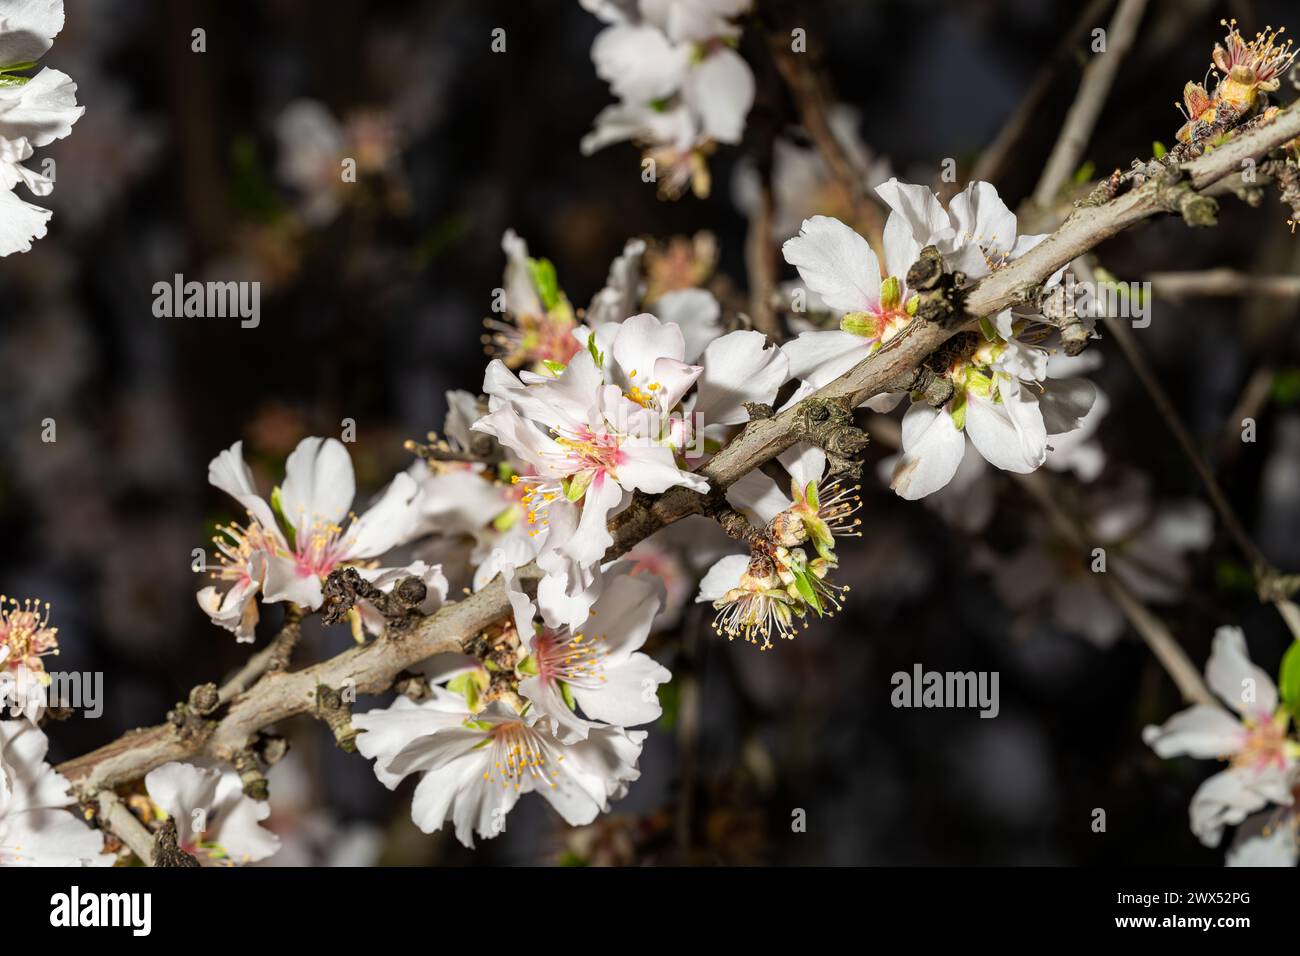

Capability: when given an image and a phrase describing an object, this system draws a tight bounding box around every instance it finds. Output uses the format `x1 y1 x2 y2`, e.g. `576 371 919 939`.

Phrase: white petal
262 554 324 610
1207 626 1278 717
780 329 868 388
1189 766 1288 848
943 181 1018 278
781 216 881 314
696 553 748 602
682 46 754 144
280 437 355 531
890 402 965 499
1142 704 1246 759
207 440 280 534
0 67 82 148
617 441 708 495
653 288 720 362
563 470 624 567
964 382 1047 473
591 23 691 102
874 178 953 268
0 0 64 64
726 469 789 525
0 179 49 256
345 471 422 559
695 330 789 426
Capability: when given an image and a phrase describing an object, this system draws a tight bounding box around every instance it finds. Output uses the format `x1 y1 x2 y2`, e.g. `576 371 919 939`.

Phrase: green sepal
448 670 488 711
840 311 880 339
1280 640 1300 714
564 470 593 502
492 506 520 533
879 275 902 311
541 359 567 376
792 568 823 615
558 680 577 711
586 332 604 368
517 654 540 677
527 257 562 311
270 485 296 550
950 391 968 431
979 316 999 343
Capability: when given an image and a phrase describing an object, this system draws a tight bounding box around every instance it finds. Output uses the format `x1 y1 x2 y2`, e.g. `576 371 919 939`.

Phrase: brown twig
1031 0 1149 208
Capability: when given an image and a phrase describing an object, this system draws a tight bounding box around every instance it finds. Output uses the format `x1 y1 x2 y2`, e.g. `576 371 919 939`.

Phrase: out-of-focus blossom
1144 627 1298 848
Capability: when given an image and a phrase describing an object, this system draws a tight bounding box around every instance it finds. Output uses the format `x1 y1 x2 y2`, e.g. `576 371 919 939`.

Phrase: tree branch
56 104 1300 799
1032 0 1149 207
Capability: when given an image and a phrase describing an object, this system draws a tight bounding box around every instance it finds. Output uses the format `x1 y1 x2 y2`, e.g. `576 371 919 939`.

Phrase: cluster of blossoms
0 0 83 256
1144 627 1300 866
580 0 755 198
778 179 1096 499
1177 20 1296 147
352 561 668 846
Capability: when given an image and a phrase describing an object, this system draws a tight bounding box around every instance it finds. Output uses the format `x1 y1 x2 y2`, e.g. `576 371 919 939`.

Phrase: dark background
1 0 1298 865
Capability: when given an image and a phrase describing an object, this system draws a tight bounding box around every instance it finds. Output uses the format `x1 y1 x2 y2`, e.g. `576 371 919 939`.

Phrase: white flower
483 230 583 370
778 213 921 396
781 179 1059 396
503 561 671 743
889 334 1096 499
0 596 59 722
0 0 83 256
1143 627 1299 848
580 0 755 197
275 99 400 226
0 721 113 866
353 690 645 848
474 315 709 570
143 762 280 866
198 437 425 637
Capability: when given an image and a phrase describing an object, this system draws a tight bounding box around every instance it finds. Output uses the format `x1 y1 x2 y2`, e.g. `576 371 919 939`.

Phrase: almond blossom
0 596 59 721
198 437 425 640
473 315 710 571
780 179 1059 395
483 229 581 371
580 0 755 199
0 721 113 867
889 331 1095 499
353 684 645 848
143 762 281 866
0 0 83 256
503 560 671 743
1143 627 1299 848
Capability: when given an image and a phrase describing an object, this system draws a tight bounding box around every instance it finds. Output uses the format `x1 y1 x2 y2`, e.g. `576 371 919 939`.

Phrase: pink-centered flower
1144 626 1300 848
199 437 426 640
